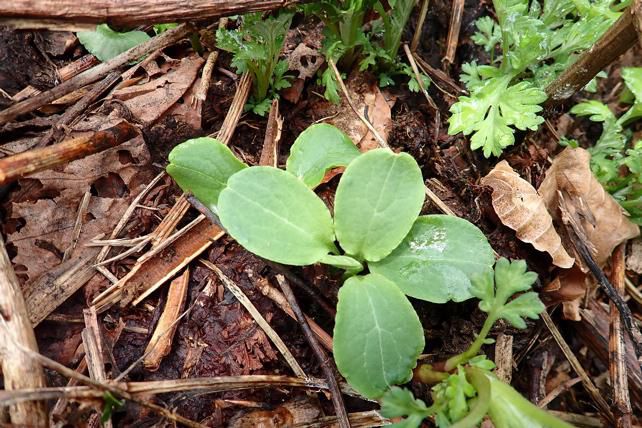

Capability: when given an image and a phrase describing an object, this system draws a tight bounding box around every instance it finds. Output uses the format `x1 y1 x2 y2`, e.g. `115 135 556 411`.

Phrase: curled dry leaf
481 160 575 268
538 147 640 267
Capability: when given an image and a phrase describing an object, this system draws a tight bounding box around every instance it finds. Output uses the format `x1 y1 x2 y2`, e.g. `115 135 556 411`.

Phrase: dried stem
545 8 637 105
0 121 139 185
0 0 301 28
410 0 429 52
0 23 193 125
609 244 632 428
275 275 350 428
443 0 465 65
0 235 48 426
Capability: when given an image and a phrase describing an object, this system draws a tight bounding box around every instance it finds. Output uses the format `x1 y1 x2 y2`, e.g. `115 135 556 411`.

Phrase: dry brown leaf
309 72 395 152
7 137 152 282
627 238 642 274
538 147 640 267
481 160 574 268
111 54 204 124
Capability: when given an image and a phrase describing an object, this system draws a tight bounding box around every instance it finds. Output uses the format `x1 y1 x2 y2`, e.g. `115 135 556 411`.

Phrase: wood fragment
143 269 190 371
24 246 100 326
541 310 615 424
82 306 112 428
0 0 301 28
545 8 637 105
259 99 283 167
92 216 223 310
214 72 252 144
443 0 465 65
275 275 350 428
0 326 206 428
576 301 642 407
0 234 48 426
37 72 121 148
201 260 307 378
0 24 193 124
494 334 513 383
0 121 139 185
609 244 633 428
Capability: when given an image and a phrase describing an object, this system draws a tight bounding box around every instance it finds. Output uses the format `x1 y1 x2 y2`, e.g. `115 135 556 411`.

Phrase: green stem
414 364 449 384
444 314 496 371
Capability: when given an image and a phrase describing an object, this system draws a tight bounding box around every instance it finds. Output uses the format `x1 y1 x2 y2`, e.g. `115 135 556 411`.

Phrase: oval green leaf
334 149 424 262
370 215 495 303
77 24 150 62
167 137 247 212
334 273 424 399
218 166 336 265
286 123 361 188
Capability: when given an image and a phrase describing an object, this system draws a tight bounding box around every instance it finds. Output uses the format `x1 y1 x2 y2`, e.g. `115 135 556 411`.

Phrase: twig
545 8 637 105
493 333 513 383
443 0 465 66
37 71 121 148
609 244 633 428
0 318 206 427
201 260 307 378
0 121 139 185
403 44 439 139
62 191 91 262
0 234 47 426
413 52 464 97
213 72 253 144
275 275 350 428
541 310 615 424
0 24 193 124
538 377 582 408
566 225 642 357
410 0 430 52
0 0 302 28
256 277 333 351
82 306 112 427
328 59 388 148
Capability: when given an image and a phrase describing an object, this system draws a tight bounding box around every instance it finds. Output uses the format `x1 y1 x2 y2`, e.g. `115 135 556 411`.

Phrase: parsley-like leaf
471 16 502 54
448 75 547 157
381 387 434 428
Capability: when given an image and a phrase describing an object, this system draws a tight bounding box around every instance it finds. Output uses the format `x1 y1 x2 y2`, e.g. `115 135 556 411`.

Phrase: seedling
448 0 618 157
570 67 642 224
216 12 293 115
303 0 428 103
77 24 150 62
167 123 567 425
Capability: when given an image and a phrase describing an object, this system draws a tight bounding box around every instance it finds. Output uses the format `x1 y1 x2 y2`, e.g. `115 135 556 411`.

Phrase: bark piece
144 269 190 371
538 147 639 267
481 160 574 268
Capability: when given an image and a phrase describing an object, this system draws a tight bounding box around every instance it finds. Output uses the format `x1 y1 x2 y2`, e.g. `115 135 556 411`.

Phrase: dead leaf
228 397 321 428
288 44 324 79
7 137 152 283
543 266 588 321
481 160 574 268
538 147 640 267
111 55 204 124
310 72 395 152
627 238 642 274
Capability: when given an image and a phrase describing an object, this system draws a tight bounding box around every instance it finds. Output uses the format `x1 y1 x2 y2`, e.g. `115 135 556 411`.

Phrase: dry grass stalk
82 306 111 427
214 72 252 144
0 234 48 425
443 0 465 65
143 269 190 371
258 99 283 168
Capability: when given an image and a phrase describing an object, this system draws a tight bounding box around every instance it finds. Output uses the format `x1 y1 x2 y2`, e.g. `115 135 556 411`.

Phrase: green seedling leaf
286 123 361 188
153 23 178 34
319 254 363 272
370 215 495 303
467 368 574 428
448 75 547 157
334 273 424 398
167 137 247 211
432 366 476 426
101 391 124 424
77 24 150 62
334 149 424 262
218 167 336 266
471 258 544 329
381 387 433 428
